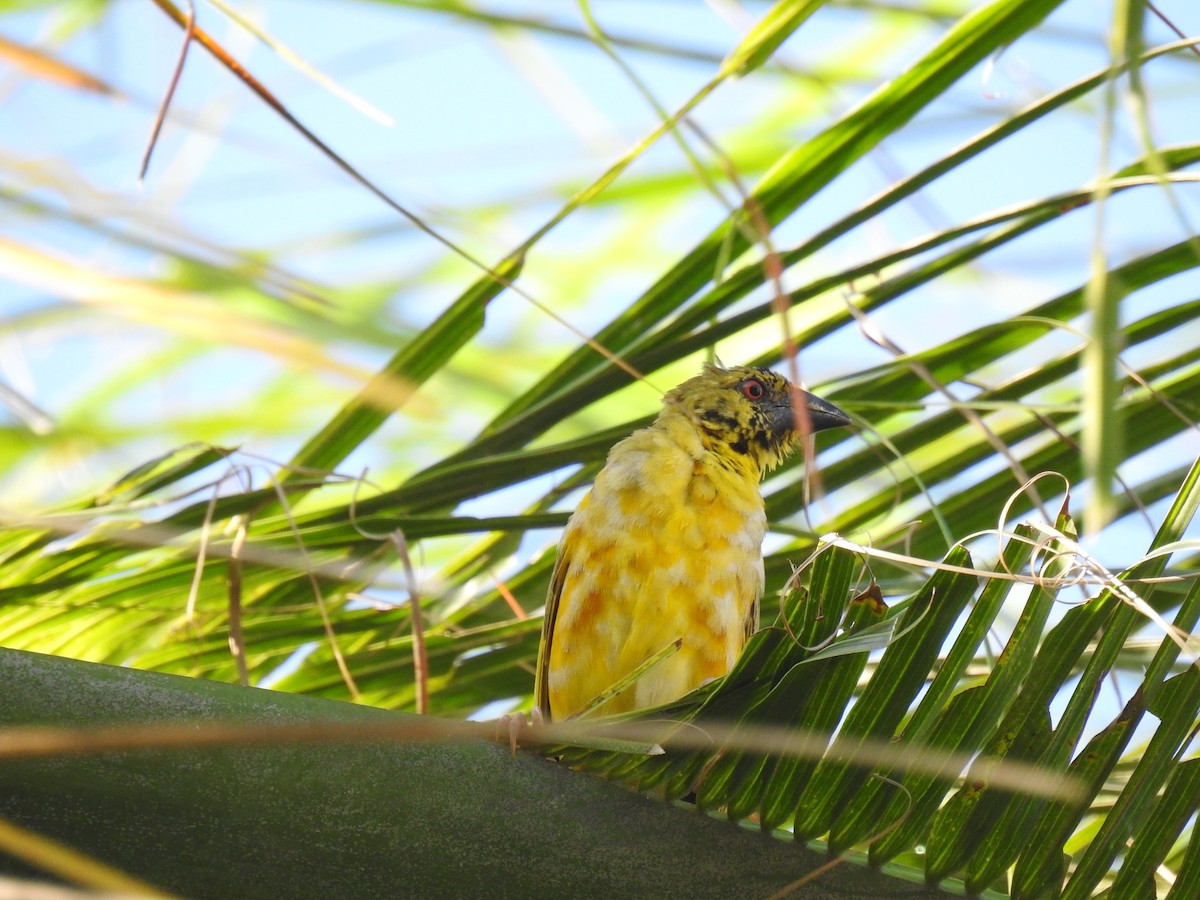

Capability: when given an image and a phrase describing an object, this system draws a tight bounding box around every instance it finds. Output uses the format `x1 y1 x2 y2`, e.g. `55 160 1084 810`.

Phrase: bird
533 363 850 721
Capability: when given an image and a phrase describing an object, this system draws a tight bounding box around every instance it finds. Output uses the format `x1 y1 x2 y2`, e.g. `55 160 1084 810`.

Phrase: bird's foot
493 706 545 754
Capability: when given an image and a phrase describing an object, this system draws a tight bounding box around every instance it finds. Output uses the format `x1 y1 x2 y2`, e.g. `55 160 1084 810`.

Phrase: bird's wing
743 594 760 644
534 544 572 718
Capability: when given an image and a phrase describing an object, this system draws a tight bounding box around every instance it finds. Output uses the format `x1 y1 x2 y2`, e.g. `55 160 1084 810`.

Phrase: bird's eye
741 378 765 400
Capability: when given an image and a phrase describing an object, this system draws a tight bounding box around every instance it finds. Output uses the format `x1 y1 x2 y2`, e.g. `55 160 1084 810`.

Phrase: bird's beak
771 391 851 435
802 391 852 432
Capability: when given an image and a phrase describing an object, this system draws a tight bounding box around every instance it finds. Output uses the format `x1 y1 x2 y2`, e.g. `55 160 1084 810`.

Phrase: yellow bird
534 364 850 720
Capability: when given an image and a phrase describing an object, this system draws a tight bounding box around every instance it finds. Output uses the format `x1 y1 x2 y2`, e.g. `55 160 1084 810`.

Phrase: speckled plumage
534 364 850 720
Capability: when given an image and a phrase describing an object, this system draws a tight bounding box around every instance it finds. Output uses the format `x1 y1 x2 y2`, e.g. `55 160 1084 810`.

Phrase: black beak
770 391 851 435
802 391 852 432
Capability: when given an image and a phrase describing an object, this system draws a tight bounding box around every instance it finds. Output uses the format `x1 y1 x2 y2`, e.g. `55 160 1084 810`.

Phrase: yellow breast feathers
534 364 850 720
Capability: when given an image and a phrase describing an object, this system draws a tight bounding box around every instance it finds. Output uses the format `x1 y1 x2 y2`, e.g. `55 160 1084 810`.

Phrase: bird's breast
546 432 767 716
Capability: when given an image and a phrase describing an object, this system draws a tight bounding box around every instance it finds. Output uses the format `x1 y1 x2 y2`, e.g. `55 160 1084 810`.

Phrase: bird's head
662 364 850 474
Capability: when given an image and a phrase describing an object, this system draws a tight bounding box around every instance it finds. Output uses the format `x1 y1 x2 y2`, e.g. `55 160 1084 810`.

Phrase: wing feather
743 595 760 644
534 548 571 718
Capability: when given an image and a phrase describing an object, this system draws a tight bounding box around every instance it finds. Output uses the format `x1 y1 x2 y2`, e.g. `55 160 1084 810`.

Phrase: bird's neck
654 408 763 482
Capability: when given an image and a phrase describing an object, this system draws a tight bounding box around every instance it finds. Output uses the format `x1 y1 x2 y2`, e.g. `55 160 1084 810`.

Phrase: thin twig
267 479 361 701
389 529 428 715
139 0 195 181
491 573 528 620
765 775 913 899
226 515 250 687
1147 2 1200 60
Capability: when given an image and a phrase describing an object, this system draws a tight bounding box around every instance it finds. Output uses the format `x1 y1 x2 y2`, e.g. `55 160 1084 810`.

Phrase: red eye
741 378 765 400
